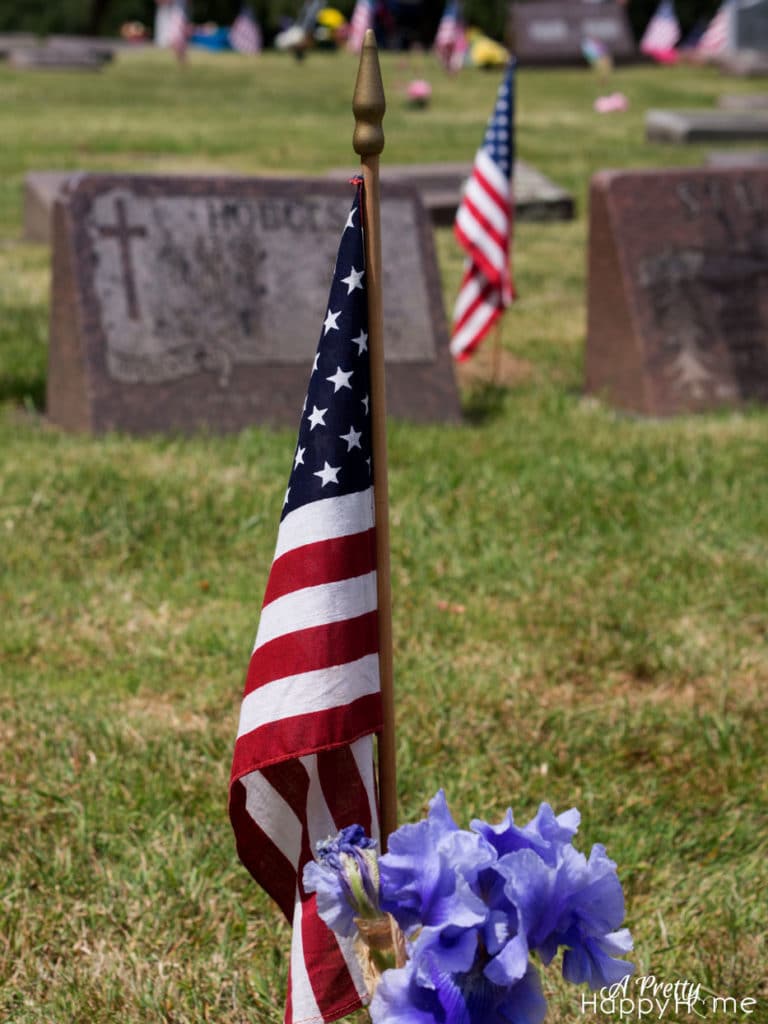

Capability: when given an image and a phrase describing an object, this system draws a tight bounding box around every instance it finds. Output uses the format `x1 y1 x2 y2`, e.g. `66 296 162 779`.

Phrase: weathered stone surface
9 46 106 70
586 167 768 416
328 161 575 226
48 174 461 434
646 108 768 143
706 149 768 168
718 49 768 77
732 0 768 52
0 33 37 58
507 2 635 65
718 93 768 111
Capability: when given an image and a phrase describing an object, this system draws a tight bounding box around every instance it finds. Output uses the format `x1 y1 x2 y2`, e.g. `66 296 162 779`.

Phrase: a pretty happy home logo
581 975 759 1019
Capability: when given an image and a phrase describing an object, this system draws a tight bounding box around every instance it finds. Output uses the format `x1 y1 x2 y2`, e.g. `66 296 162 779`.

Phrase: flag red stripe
231 693 383 782
453 304 502 361
454 220 508 287
244 611 379 695
300 894 364 1023
456 187 508 257
263 528 377 607
318 745 375 836
229 777 297 918
452 277 501 335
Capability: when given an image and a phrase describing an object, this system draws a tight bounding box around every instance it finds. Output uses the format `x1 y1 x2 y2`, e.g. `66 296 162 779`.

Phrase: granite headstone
586 167 768 415
48 174 461 433
508 2 635 65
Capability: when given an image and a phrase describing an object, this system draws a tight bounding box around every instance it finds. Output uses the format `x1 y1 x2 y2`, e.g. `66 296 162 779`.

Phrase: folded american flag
229 181 382 1024
451 61 516 361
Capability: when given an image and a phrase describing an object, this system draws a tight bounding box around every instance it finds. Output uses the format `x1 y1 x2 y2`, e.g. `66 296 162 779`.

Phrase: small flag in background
229 181 382 1024
451 61 516 361
640 0 681 55
168 0 189 61
434 0 467 72
347 0 374 53
230 4 262 54
696 0 733 56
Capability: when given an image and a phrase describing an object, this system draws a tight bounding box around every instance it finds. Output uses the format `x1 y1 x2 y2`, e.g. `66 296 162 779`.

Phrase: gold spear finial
352 29 386 157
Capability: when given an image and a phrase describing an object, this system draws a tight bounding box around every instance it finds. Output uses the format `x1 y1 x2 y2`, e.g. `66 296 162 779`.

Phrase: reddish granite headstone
586 167 768 415
48 174 461 434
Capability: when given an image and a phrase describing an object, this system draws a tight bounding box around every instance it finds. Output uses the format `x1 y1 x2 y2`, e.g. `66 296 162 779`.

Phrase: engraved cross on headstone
97 198 147 320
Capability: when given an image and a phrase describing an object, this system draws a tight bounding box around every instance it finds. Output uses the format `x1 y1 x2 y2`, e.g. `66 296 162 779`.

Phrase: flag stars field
323 309 341 334
341 267 365 293
352 330 368 355
307 405 327 430
326 367 354 392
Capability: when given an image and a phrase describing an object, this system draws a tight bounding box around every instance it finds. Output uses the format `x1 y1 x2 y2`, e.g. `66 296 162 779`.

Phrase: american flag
434 0 467 71
167 0 189 60
229 182 382 1024
230 4 262 54
640 0 681 54
451 61 516 361
696 0 733 55
347 0 374 53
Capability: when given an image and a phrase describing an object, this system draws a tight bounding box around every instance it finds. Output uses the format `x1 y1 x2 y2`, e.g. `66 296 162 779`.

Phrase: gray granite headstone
507 2 635 65
48 174 461 434
586 167 768 415
9 46 107 71
718 49 768 76
328 161 574 227
732 0 768 52
646 108 768 143
706 149 768 167
0 33 37 58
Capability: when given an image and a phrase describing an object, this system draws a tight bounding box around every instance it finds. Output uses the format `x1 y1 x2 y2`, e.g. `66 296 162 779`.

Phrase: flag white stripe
452 270 482 322
290 898 323 1023
476 149 510 199
274 489 374 562
350 735 380 843
254 571 378 651
243 770 303 871
462 176 508 234
237 654 381 739
303 754 369 1002
450 297 498 357
455 208 506 270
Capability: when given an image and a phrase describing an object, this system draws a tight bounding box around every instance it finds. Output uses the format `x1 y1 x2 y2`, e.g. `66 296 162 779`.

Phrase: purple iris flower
303 824 380 937
500 842 634 990
371 952 547 1024
471 802 580 866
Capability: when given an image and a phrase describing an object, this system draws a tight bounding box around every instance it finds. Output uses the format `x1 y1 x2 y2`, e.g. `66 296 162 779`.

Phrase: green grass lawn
1 46 767 1023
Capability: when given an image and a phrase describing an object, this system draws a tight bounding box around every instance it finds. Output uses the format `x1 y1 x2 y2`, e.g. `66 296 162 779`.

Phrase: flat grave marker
328 161 575 226
507 2 635 65
586 167 768 415
646 108 768 143
48 174 461 434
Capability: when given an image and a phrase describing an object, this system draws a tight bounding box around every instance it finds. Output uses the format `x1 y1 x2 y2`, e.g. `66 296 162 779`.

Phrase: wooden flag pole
352 30 397 851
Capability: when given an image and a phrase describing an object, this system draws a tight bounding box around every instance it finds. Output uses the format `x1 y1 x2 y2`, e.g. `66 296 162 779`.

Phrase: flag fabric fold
451 61 516 361
696 0 733 56
230 181 382 1024
230 4 262 54
640 0 681 56
347 0 374 53
434 0 468 72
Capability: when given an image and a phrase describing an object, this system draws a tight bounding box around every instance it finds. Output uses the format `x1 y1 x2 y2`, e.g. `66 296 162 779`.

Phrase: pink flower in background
594 92 629 113
406 79 432 107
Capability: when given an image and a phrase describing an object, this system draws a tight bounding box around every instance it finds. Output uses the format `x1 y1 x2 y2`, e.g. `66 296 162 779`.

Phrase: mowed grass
1 47 767 1023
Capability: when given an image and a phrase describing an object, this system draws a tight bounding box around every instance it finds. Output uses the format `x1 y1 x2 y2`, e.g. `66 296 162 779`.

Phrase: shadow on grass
461 381 509 425
0 376 46 410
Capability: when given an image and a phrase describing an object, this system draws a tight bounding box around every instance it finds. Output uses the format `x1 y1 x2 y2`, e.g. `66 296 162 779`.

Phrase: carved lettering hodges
48 175 461 433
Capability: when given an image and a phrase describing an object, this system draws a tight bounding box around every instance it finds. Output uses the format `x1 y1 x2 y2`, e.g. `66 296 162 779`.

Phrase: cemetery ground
0 47 767 1024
